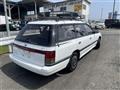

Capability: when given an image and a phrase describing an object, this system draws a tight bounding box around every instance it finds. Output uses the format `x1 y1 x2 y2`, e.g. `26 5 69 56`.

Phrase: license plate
21 50 31 58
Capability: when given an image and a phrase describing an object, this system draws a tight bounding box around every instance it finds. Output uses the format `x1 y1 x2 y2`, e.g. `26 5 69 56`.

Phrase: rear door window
58 25 76 42
75 24 88 36
75 25 85 37
75 24 93 37
16 24 54 46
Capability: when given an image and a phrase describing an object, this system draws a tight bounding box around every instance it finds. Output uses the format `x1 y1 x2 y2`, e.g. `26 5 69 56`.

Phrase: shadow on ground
1 50 94 89
1 62 69 89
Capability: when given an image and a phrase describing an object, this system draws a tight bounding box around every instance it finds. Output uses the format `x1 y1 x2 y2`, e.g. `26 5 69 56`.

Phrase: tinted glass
84 25 93 34
58 25 76 42
16 24 53 46
75 25 85 37
75 24 87 36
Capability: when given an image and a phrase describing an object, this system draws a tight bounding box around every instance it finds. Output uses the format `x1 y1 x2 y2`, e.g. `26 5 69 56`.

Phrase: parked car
0 15 11 25
105 19 120 28
10 17 102 76
90 21 105 29
12 21 21 30
95 22 106 29
0 15 15 31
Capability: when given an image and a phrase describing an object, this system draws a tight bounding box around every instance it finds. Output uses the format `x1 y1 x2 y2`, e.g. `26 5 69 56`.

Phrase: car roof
28 20 84 25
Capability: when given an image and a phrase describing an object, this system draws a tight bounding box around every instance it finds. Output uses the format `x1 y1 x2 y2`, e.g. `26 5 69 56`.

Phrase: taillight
45 51 55 66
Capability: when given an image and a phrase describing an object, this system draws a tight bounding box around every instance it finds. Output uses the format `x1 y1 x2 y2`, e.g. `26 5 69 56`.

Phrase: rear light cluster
45 51 55 66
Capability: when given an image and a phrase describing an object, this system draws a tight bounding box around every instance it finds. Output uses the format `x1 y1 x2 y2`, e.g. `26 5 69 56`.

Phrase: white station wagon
10 18 102 76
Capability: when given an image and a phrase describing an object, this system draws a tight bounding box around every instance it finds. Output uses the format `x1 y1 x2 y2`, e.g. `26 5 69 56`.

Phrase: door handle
78 41 81 44
56 42 69 47
89 37 92 40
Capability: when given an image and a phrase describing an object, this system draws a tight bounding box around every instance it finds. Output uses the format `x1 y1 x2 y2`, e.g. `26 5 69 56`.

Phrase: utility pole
100 8 103 21
112 0 116 19
3 0 10 36
18 5 21 20
8 5 11 19
34 0 38 19
3 0 12 52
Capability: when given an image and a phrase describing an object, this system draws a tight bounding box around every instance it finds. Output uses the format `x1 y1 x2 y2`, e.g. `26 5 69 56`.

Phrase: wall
82 0 90 22
43 0 90 22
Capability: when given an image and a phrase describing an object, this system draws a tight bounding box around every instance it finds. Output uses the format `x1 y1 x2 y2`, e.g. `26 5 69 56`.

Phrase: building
43 0 91 21
0 0 91 22
0 0 49 20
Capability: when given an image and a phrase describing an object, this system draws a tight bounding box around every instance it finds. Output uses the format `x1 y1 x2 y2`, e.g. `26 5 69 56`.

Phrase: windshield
16 24 53 46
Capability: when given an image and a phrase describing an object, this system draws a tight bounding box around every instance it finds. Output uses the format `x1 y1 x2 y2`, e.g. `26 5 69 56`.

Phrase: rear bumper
9 54 69 76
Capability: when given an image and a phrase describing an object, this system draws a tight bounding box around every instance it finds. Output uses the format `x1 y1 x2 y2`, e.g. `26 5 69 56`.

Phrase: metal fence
0 31 19 46
0 31 19 38
0 36 16 46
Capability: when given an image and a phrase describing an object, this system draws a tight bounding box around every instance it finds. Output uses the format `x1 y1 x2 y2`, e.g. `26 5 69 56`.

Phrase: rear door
55 24 77 63
13 42 45 66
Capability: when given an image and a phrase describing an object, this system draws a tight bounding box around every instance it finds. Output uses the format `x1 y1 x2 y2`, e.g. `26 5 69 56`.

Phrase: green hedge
0 45 9 55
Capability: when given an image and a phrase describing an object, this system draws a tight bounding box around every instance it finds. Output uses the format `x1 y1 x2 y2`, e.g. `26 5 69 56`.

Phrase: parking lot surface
0 29 120 90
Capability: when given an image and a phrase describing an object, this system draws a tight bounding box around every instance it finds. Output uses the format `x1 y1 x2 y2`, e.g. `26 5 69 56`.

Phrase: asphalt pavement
0 29 120 90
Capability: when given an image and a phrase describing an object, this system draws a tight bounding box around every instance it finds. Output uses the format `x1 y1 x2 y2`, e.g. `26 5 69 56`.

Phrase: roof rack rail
35 16 81 21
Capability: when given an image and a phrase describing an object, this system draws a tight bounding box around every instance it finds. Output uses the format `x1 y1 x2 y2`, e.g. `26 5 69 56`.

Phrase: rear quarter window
58 25 76 42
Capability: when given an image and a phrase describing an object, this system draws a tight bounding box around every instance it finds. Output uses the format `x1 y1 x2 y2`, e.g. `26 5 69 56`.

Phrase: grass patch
0 45 9 55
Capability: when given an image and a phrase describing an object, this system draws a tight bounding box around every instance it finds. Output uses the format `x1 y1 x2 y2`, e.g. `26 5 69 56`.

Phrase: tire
66 53 78 72
94 38 101 49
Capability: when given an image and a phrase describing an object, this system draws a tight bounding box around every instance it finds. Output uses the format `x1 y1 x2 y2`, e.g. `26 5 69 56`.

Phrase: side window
58 25 76 42
75 25 83 37
84 25 93 35
75 24 88 37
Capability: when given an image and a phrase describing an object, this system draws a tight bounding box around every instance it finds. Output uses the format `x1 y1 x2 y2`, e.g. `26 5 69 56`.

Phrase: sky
90 0 120 20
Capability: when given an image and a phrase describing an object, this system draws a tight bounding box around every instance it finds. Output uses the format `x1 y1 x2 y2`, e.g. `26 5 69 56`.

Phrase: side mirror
92 29 99 34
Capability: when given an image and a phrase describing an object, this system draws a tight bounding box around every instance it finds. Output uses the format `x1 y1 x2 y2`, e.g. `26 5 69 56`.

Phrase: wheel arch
72 50 80 60
99 36 102 41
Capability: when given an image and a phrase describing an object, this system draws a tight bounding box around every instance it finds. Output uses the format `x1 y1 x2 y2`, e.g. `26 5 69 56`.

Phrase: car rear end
105 19 119 28
9 23 63 76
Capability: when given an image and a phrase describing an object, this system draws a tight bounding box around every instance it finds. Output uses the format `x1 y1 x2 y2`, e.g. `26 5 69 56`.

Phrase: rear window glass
16 24 53 46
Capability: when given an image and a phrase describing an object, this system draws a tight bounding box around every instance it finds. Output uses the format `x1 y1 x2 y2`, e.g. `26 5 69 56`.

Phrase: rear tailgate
12 42 46 67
